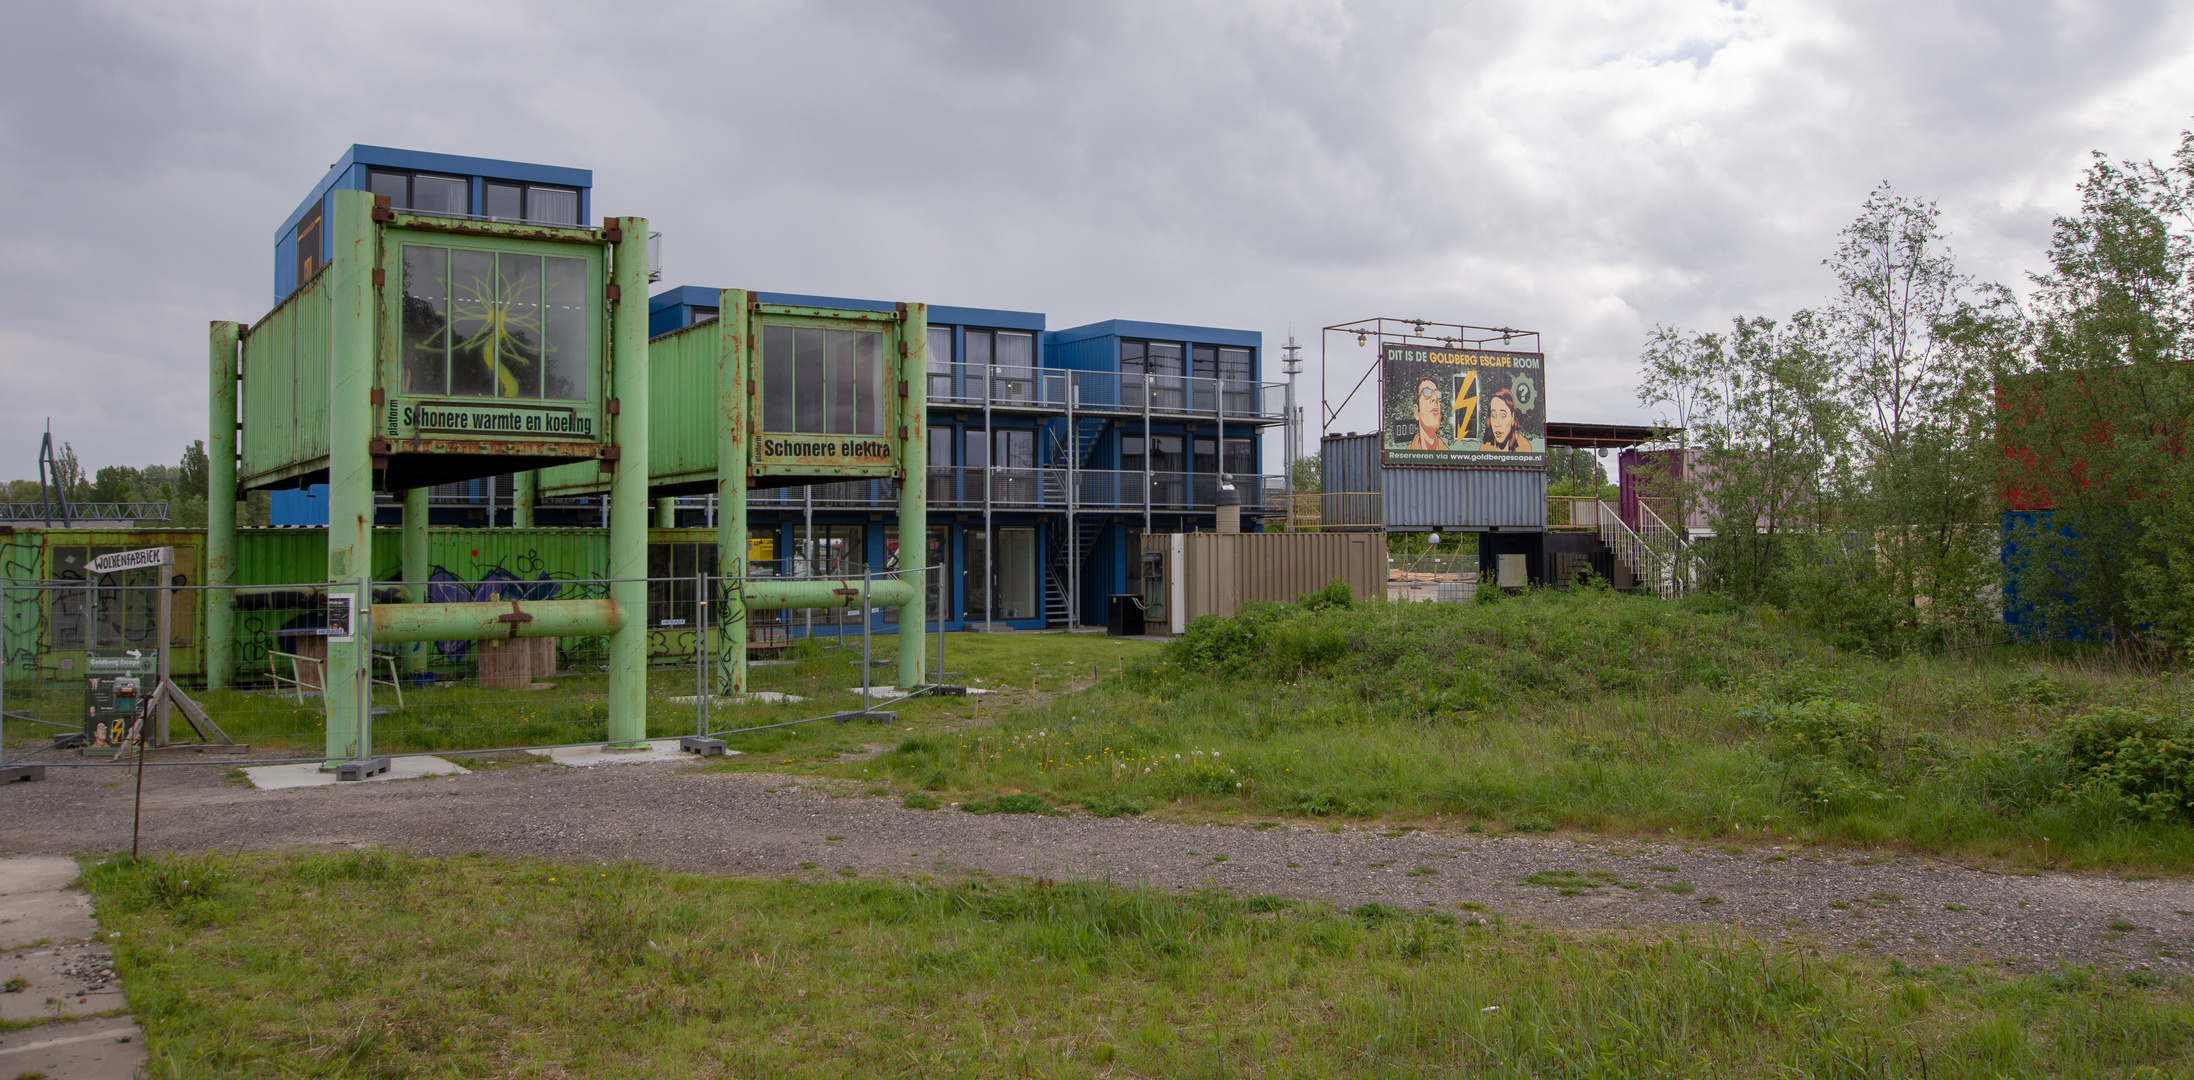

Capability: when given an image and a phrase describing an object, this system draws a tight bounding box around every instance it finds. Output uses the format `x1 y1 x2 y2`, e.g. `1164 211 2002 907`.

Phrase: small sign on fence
324 593 355 643
86 547 170 575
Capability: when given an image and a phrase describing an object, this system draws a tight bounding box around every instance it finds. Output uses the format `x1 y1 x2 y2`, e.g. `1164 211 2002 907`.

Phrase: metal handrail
1595 500 1679 598
921 362 1288 421
748 469 1284 512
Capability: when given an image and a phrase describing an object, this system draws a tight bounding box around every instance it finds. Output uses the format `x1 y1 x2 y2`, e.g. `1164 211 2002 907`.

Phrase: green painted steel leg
606 216 652 748
897 303 929 689
323 190 377 764
657 496 676 529
715 289 750 697
513 471 536 528
206 321 239 690
401 488 429 674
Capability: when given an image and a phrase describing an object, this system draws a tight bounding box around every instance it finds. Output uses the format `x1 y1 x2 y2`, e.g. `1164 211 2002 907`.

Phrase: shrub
901 792 940 810
963 793 1057 816
1742 698 1894 819
2049 706 2194 822
1299 578 1353 612
1081 793 1145 818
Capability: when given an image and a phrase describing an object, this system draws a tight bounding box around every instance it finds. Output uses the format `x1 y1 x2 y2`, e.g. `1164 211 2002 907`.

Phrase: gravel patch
3 755 2189 974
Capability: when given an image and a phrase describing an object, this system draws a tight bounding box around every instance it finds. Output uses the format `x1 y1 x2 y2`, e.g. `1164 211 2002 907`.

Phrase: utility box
1140 531 1386 633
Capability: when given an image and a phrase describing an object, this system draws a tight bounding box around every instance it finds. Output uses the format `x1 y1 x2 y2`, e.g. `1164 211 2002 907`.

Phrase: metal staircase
1593 500 1683 598
1043 514 1106 626
1041 417 1110 627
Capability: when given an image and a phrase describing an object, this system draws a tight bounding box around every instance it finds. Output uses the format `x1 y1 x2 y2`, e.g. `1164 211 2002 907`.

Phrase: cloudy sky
3 0 2190 474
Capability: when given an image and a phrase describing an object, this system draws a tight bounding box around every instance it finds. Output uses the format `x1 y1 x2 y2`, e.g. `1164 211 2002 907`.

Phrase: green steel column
401 488 429 674
715 289 750 696
323 189 377 763
657 496 676 529
606 216 652 748
513 471 536 528
896 303 928 689
206 321 239 690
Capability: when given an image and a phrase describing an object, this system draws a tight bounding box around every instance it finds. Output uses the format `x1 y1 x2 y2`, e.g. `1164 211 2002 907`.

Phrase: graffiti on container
424 566 560 660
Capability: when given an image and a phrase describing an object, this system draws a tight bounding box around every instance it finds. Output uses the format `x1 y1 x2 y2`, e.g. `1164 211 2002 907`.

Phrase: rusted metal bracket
497 602 535 640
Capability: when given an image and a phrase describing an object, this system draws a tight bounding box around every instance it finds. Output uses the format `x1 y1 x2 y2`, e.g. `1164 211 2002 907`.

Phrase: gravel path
3 753 2189 975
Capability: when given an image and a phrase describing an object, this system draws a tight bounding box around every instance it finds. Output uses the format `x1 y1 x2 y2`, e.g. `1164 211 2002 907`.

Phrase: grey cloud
1 0 2187 467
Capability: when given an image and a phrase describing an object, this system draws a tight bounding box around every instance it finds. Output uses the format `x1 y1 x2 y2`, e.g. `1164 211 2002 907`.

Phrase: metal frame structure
1319 317 1542 440
212 189 653 766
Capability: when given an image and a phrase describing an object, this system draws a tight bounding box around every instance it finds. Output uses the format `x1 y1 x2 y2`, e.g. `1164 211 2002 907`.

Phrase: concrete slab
526 739 715 768
243 755 469 791
0 856 143 1079
0 856 92 949
667 691 807 705
1 943 127 1022
0 1017 144 1080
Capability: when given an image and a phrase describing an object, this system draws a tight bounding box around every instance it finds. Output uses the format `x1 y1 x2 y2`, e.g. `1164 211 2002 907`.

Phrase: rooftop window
485 180 581 225
366 169 469 216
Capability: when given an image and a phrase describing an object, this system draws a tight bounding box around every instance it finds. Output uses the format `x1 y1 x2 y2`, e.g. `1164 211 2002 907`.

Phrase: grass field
0 630 1153 758
716 591 2194 874
82 850 2194 1078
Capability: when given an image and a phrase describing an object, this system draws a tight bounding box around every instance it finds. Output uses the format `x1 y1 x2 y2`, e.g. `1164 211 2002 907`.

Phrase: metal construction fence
0 565 952 770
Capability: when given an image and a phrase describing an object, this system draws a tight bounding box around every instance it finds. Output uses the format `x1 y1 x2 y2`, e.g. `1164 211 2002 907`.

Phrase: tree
2001 136 2194 656
1809 186 1999 648
1289 454 1321 493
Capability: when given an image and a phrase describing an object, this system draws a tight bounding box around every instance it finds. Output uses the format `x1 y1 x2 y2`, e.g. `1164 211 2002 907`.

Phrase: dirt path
2 753 2188 975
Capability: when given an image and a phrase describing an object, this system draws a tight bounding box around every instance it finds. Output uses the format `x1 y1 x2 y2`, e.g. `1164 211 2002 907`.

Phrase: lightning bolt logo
1453 370 1479 444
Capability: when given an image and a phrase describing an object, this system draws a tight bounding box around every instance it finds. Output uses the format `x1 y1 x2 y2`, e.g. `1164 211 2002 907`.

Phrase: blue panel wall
271 485 330 527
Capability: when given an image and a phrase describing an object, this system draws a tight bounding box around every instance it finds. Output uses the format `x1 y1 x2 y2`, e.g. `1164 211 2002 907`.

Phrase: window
366 169 469 216
994 429 1035 469
883 525 951 623
963 428 988 469
1192 345 1217 379
792 524 865 578
1121 340 1183 377
294 201 324 288
1121 435 1146 472
1223 438 1255 477
646 541 719 628
995 527 1038 621
1219 346 1256 414
968 329 1034 401
401 244 591 399
760 324 886 435
485 181 582 225
1123 340 1186 409
1194 438 1217 473
926 326 954 398
1150 435 1184 473
927 427 952 467
993 429 1036 503
964 529 987 621
688 306 718 327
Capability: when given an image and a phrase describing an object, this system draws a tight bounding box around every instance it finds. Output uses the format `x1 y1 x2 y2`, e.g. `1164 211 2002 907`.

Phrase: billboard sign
1381 343 1545 467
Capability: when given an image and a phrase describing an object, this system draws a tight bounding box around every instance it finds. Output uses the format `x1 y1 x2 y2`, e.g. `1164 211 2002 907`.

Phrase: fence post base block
336 757 390 782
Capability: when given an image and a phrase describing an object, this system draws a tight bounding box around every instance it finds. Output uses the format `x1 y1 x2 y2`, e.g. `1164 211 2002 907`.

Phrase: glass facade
400 243 590 400
760 325 885 435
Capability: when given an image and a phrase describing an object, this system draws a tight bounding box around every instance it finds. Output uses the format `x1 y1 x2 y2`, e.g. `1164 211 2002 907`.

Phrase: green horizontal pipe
369 599 623 643
743 579 914 610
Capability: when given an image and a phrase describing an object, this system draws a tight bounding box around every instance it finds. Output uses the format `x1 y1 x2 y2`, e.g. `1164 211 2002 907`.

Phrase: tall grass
844 590 2194 870
83 851 2194 1077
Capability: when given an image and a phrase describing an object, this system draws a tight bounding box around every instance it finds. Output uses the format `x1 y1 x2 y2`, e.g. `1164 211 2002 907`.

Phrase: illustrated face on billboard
1382 343 1545 466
